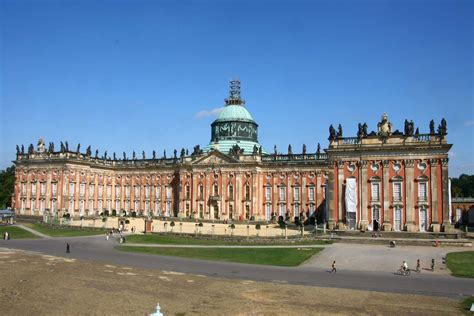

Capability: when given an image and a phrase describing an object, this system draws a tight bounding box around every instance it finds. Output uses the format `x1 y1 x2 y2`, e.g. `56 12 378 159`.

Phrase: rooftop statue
259 146 262 155
123 152 127 160
377 113 392 137
186 149 189 156
302 144 307 155
113 152 117 161
60 141 65 153
174 149 177 159
95 149 98 158
362 123 368 137
404 119 415 136
37 138 45 153
76 143 81 154
329 124 336 140
21 144 24 154
142 151 146 159
288 144 292 155
132 151 136 160
337 124 343 137
429 119 435 135
316 143 321 156
65 141 69 152
104 151 107 159
28 144 34 154
163 150 166 159
274 145 277 155
180 148 185 158
152 150 156 160
86 146 91 157
253 145 258 155
438 118 447 135
16 145 20 155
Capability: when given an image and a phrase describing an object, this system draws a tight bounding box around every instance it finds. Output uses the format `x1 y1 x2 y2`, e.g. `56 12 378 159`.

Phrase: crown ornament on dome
225 79 245 106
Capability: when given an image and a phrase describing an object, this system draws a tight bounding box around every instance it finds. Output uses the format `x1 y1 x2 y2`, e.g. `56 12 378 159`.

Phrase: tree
0 165 15 209
451 174 474 198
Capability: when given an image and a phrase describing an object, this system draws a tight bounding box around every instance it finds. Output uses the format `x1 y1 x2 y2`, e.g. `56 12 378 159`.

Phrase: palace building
12 81 454 232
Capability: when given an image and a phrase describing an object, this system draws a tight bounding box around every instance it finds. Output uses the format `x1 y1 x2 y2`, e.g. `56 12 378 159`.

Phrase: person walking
416 259 421 272
431 258 435 272
66 243 70 253
331 260 337 273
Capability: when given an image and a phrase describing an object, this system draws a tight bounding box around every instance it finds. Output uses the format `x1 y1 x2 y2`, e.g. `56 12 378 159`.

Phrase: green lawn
126 234 332 246
0 226 39 239
460 296 474 315
24 223 106 237
446 251 474 278
116 246 322 266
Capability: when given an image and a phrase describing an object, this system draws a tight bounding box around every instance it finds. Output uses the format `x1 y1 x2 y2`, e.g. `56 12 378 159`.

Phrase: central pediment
192 150 238 165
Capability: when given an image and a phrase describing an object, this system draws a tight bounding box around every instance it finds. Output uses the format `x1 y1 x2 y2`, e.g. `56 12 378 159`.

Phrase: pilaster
440 158 454 232
382 160 392 231
360 160 369 230
405 160 416 232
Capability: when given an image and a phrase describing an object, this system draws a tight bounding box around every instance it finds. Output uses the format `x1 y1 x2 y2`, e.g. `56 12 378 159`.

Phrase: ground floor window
134 200 139 212
309 204 315 217
21 199 25 212
40 199 45 213
165 202 171 217
265 204 271 221
245 205 250 219
98 200 102 212
125 200 130 213
69 199 74 213
294 204 299 219
372 206 380 231
79 200 84 216
279 204 285 217
455 208 462 223
31 199 35 212
229 204 233 220
394 207 402 231
419 208 427 232
115 200 120 212
199 204 203 218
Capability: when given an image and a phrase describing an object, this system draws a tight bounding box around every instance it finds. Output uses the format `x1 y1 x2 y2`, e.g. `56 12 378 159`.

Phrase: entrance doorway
419 208 427 232
213 205 219 220
346 212 356 230
372 207 380 231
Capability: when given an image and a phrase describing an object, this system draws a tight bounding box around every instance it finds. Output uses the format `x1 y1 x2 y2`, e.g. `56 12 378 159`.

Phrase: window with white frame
98 185 103 198
125 200 130 212
228 185 234 200
80 183 85 196
145 186 150 198
294 204 300 217
31 199 35 212
89 184 94 196
245 185 250 200
98 199 102 211
89 200 94 213
309 186 315 201
155 186 160 199
115 186 121 198
134 200 139 211
22 183 26 195
265 204 271 221
51 199 56 213
69 199 74 212
294 187 300 201
265 186 271 200
134 186 139 198
394 206 402 231
145 201 150 212
80 200 84 215
52 183 57 196
418 182 427 202
126 186 130 198
115 200 120 211
69 183 75 196
393 181 402 202
279 203 285 217
371 182 380 201
21 199 25 211
31 183 36 196
199 184 204 199
279 187 286 201
40 182 46 195
40 199 45 212
309 204 315 217
166 186 171 199
456 208 462 222
165 202 171 216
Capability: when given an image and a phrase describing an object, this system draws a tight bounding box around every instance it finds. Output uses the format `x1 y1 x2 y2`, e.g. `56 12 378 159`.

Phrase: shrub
230 224 235 229
198 222 203 227
112 210 117 217
125 219 130 224
131 211 137 218
104 210 109 217
170 221 175 227
255 224 261 230
102 218 107 222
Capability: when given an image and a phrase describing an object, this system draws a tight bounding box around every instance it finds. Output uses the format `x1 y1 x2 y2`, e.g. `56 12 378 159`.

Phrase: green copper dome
215 105 254 122
203 80 266 155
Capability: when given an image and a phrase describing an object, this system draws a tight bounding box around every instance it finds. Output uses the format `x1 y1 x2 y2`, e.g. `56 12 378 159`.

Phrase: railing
412 134 431 142
340 137 361 145
261 153 327 162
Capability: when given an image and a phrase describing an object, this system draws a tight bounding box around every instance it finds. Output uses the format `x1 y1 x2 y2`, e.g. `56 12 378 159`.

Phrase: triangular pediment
192 150 238 165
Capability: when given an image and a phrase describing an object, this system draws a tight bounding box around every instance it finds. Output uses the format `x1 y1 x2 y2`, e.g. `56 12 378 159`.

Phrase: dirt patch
0 248 461 315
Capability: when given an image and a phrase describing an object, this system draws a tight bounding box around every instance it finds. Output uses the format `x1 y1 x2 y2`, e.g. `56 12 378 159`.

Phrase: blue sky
1 0 473 176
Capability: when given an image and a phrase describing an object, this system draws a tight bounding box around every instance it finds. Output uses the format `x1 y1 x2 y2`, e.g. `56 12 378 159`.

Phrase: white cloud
194 107 224 119
465 120 474 126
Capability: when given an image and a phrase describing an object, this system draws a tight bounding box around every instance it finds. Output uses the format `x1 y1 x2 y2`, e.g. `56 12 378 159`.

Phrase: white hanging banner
345 178 358 213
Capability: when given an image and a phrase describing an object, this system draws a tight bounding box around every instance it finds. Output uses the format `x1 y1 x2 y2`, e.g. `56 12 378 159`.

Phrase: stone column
206 172 211 219
236 174 241 219
337 161 345 229
252 172 257 219
441 158 454 232
316 173 321 216
288 172 293 220
382 160 392 231
273 173 278 217
302 174 307 213
430 159 440 232
405 160 416 232
359 161 369 230
221 172 226 219
327 167 336 229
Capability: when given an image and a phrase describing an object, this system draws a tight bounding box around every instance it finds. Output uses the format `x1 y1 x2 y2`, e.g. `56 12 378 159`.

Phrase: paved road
1 236 473 299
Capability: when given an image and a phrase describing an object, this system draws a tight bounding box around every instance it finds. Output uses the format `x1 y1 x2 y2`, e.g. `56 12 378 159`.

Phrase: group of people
401 258 435 273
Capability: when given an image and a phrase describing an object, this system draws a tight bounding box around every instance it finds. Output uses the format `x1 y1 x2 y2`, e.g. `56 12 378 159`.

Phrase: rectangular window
199 185 204 199
371 183 379 202
294 187 300 201
394 207 402 231
125 200 130 212
126 186 130 198
245 205 250 219
31 199 35 212
186 186 190 200
80 200 84 215
229 204 233 219
115 186 121 198
40 199 45 212
115 200 120 211
98 185 103 198
145 186 150 198
166 202 171 216
309 187 315 201
31 183 36 195
21 199 25 211
69 183 75 196
214 184 218 195
40 183 46 195
134 186 139 198
265 204 271 221
155 186 160 199
69 199 74 212
22 183 26 194
166 186 171 199
279 203 285 217
52 183 57 195
89 185 94 196
393 182 402 202
456 208 462 222
279 187 285 201
418 182 427 201
80 183 85 196
107 185 112 198
145 201 150 212
245 186 250 200
228 185 233 200
98 199 102 211
294 204 300 218
134 200 139 211
89 200 94 213
266 187 271 200
309 204 315 217
51 199 56 213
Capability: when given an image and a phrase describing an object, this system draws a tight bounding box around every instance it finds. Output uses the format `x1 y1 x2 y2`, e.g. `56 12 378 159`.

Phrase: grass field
23 223 106 237
116 246 322 266
0 226 39 239
126 234 332 246
446 251 474 278
460 296 474 314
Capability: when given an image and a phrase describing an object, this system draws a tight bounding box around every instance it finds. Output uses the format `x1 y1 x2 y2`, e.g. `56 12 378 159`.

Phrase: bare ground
0 248 462 316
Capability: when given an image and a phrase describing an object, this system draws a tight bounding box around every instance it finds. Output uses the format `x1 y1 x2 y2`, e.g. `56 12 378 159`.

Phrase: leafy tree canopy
0 165 15 209
451 174 474 198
